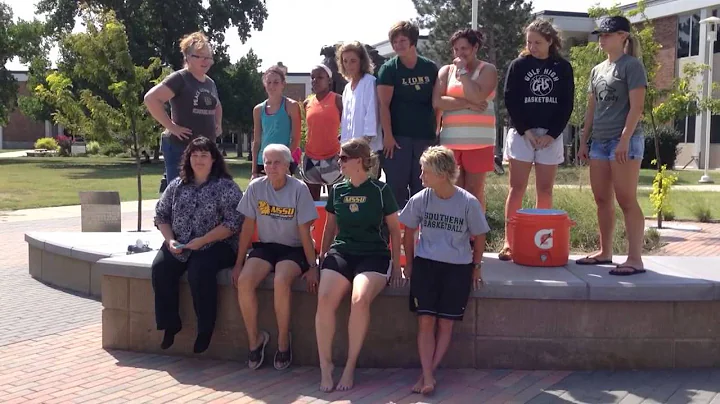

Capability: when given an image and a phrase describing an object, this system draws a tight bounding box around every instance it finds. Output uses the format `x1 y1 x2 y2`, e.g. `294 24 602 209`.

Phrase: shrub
101 143 126 156
642 126 682 169
56 134 72 156
34 137 59 151
690 199 713 222
86 141 101 155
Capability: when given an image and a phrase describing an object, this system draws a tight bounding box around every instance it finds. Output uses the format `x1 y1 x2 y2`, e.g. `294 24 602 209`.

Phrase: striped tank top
259 97 292 164
305 92 341 160
439 63 496 150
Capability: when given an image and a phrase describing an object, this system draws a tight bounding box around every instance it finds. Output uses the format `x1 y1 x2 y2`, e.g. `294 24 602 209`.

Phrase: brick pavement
2 207 720 402
650 221 720 256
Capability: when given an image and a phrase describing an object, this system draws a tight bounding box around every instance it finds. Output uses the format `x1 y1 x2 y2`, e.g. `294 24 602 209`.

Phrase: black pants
151 242 236 334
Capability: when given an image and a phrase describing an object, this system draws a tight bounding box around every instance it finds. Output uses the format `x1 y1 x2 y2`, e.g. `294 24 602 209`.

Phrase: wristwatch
472 262 482 270
457 67 469 76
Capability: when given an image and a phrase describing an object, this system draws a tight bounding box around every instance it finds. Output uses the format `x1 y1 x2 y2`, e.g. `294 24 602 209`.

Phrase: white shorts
504 128 564 165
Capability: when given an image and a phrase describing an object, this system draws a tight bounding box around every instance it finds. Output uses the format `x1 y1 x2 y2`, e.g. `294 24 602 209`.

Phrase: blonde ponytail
624 34 642 59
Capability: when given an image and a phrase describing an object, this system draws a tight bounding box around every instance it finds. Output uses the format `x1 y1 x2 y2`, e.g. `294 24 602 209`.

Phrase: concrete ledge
26 231 720 369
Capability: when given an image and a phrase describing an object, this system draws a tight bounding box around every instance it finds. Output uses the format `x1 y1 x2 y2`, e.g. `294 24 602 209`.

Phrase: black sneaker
248 330 270 370
274 332 292 370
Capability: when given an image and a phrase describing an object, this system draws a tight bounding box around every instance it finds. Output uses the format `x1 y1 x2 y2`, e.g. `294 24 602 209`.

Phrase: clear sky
5 0 630 72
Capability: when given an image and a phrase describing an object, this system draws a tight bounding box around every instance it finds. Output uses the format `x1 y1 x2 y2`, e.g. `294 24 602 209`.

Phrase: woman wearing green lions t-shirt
315 138 404 393
577 16 647 276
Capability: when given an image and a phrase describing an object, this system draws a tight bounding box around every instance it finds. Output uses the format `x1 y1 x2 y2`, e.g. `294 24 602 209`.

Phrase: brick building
0 72 62 149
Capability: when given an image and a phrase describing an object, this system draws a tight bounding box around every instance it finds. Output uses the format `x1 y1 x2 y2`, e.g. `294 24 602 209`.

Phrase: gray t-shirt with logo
163 69 219 145
589 54 647 140
236 176 318 248
399 187 490 265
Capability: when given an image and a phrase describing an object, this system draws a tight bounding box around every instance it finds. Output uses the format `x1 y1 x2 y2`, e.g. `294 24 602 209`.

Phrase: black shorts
248 242 310 273
409 257 473 321
255 163 298 176
321 249 391 283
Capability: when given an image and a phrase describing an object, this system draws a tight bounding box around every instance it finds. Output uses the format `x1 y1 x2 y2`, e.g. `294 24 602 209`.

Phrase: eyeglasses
190 55 214 63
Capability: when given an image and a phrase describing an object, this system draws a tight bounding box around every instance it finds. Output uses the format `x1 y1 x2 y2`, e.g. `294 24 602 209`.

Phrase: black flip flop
609 265 647 276
576 256 613 265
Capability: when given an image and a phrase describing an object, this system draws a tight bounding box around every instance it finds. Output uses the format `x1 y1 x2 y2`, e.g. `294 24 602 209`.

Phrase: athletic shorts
504 128 564 165
409 256 473 321
321 249 391 283
449 146 494 174
248 242 310 273
300 154 343 185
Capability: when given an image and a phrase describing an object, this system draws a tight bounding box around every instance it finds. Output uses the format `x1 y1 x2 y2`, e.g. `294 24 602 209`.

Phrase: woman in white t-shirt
336 41 382 177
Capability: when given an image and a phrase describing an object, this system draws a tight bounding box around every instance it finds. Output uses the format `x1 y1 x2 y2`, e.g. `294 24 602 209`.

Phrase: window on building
714 10 720 54
674 102 697 143
677 13 701 58
711 115 720 144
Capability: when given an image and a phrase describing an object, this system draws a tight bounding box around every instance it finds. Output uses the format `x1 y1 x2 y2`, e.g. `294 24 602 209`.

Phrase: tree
0 1 49 125
212 49 265 155
412 0 533 130
36 0 267 70
35 10 170 231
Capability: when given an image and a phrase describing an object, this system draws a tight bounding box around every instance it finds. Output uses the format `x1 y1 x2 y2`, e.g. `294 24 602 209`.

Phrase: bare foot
336 367 354 391
412 374 424 393
319 363 335 393
421 379 436 396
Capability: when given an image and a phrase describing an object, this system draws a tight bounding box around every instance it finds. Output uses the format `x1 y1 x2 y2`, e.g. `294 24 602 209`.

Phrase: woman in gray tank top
576 16 648 276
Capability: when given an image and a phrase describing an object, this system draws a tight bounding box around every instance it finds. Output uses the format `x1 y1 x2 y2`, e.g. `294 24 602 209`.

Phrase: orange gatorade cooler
509 208 575 267
312 201 328 253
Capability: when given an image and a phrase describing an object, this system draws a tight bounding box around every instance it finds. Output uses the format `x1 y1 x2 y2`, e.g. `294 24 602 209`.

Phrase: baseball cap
591 16 631 35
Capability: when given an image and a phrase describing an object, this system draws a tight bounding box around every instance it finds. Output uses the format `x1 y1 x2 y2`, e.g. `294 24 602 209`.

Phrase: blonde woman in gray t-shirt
577 16 647 276
398 146 489 396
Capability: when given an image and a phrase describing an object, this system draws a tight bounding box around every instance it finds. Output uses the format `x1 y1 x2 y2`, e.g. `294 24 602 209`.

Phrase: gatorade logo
534 229 554 250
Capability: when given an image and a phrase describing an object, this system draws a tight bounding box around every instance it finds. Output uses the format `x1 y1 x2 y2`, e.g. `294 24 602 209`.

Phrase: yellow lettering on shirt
258 200 295 219
343 196 367 204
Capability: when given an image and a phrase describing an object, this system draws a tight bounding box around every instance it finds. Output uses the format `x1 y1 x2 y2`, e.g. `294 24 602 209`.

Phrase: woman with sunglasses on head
315 138 403 392
145 32 222 189
499 19 575 261
577 16 648 276
251 65 302 179
301 63 344 200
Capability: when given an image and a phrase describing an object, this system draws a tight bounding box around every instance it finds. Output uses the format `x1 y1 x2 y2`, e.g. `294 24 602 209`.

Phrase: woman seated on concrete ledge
152 136 244 354
232 144 319 371
315 138 404 392
398 146 489 396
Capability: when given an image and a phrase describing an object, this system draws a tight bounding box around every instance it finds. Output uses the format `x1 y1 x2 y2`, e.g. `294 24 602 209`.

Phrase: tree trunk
649 111 662 229
131 114 142 232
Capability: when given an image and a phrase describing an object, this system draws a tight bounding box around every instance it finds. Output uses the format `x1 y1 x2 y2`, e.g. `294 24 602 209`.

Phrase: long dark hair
179 136 232 183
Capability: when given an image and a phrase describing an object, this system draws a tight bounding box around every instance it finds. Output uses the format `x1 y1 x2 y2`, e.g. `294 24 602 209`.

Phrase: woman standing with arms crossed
145 32 222 189
315 139 403 392
499 20 575 261
577 16 647 275
337 41 383 178
433 29 497 210
301 64 344 200
252 65 302 179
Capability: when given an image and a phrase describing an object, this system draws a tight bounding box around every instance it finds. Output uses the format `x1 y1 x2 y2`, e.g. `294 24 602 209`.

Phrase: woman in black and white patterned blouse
152 136 244 354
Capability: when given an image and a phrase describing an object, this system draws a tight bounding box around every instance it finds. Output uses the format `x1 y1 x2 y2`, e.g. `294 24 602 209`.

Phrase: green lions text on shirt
325 178 399 256
377 55 438 140
589 54 648 140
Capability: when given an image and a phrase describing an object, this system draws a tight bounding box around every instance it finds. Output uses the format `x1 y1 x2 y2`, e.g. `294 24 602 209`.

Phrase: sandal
274 332 292 370
498 247 512 261
248 330 269 370
609 265 646 276
576 256 613 265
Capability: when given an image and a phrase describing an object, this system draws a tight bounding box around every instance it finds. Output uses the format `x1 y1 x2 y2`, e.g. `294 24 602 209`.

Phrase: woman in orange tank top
301 64 344 200
432 29 498 211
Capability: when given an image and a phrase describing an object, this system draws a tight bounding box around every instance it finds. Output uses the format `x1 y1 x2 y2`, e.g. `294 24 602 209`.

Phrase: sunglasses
338 155 356 163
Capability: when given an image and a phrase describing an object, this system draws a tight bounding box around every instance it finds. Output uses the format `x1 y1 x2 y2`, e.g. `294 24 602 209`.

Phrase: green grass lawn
0 156 253 210
637 190 720 221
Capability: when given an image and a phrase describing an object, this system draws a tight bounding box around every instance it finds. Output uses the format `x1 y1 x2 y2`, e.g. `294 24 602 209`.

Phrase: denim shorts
589 135 644 161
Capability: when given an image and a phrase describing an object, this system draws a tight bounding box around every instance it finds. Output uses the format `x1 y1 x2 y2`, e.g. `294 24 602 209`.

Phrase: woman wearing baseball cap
576 15 648 276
